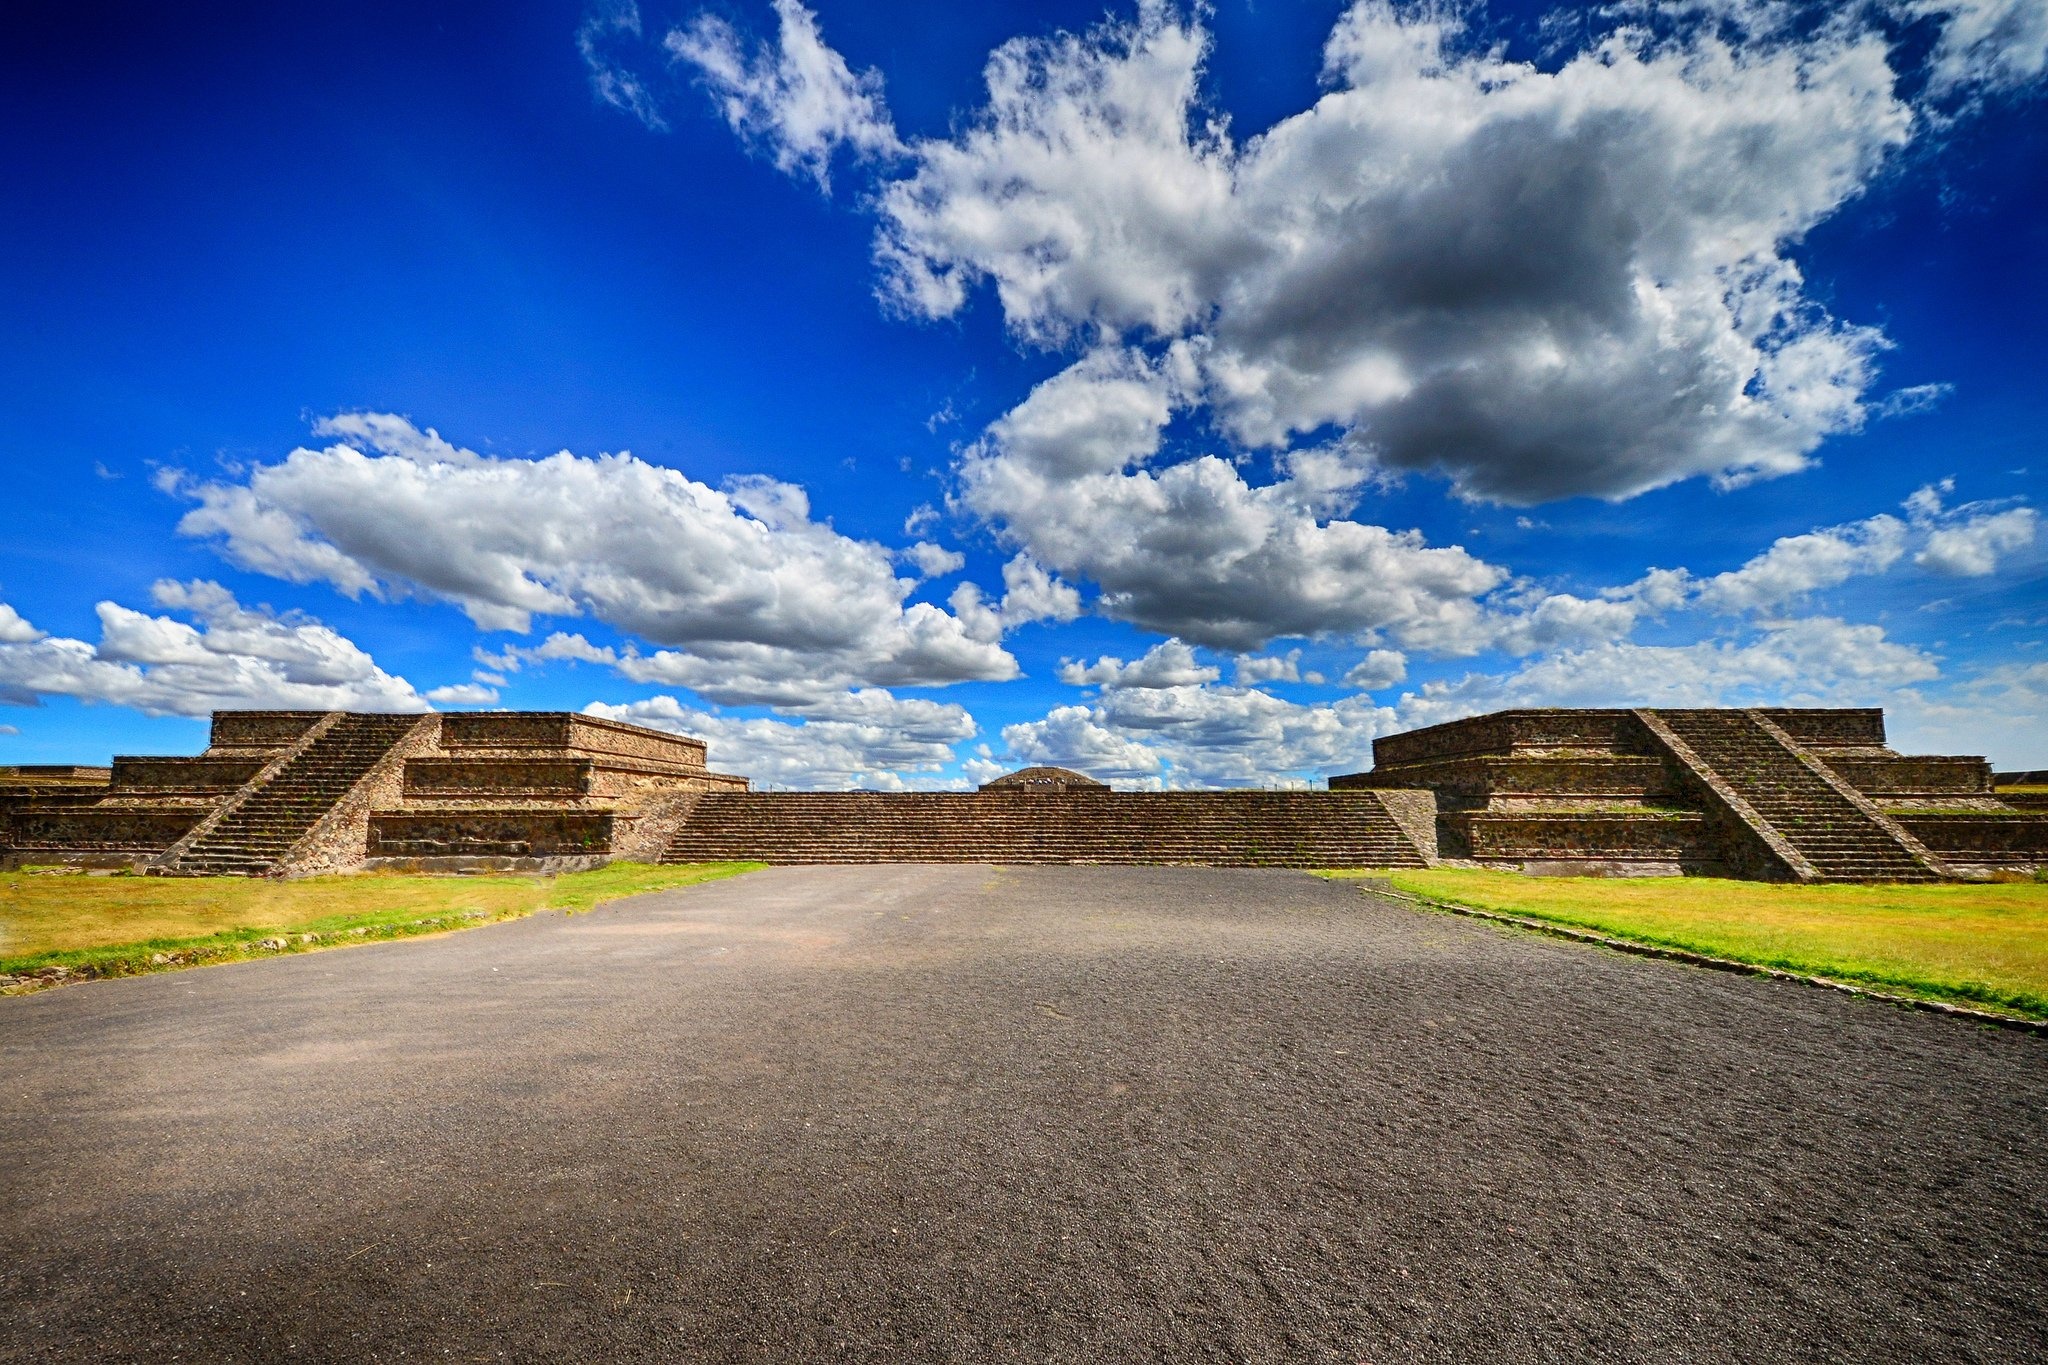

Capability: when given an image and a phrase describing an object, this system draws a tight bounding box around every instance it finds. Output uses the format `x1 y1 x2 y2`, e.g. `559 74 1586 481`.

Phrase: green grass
0 861 763 992
1322 868 2048 1020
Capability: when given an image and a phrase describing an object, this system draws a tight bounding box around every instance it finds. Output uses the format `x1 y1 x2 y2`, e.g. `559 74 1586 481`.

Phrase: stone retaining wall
1824 756 1993 795
207 711 331 750
438 713 709 767
368 810 621 859
1372 709 1643 767
109 756 269 791
1755 707 1886 748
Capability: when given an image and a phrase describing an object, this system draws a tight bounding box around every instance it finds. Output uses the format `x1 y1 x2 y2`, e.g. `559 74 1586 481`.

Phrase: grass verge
0 861 764 994
1322 868 2048 1021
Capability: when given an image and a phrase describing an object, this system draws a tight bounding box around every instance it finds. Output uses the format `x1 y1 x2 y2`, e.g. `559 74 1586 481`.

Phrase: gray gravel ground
1 864 2043 1364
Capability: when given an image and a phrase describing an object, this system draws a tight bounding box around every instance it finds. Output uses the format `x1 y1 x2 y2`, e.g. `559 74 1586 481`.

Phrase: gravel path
2 865 2043 1363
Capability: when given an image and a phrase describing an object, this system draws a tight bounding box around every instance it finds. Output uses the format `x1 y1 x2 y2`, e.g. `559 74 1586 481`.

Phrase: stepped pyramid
1332 707 2046 881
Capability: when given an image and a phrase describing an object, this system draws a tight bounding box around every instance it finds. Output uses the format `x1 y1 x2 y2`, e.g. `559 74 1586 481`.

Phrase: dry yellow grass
1327 868 2048 1019
0 862 761 984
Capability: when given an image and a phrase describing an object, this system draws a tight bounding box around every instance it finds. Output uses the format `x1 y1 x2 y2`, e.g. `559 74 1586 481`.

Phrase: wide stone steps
167 715 417 875
663 793 1425 867
1656 711 1937 882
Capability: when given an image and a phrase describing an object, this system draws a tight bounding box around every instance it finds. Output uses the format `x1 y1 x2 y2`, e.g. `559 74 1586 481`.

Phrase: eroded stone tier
1332 707 2042 880
1 709 748 875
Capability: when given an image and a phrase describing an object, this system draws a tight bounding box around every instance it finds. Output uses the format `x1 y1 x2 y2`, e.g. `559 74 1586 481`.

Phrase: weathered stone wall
437 713 708 768
207 711 330 750
1371 709 1642 767
1896 814 2048 860
369 810 620 858
1337 755 1675 801
404 757 595 798
110 757 268 792
1373 789 1438 863
0 766 111 784
1459 812 1708 860
1755 707 1886 748
1824 756 1994 796
2 805 206 854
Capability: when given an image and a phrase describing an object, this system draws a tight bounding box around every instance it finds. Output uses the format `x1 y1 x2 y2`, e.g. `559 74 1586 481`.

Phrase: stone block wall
1826 756 1994 797
1755 708 1887 749
2 805 206 858
207 711 331 750
438 712 709 768
1896 814 2048 865
403 757 597 799
1370 709 1654 768
109 756 269 792
368 811 620 859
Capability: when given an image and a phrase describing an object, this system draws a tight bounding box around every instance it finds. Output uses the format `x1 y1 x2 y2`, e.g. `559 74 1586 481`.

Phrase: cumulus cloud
902 541 965 580
1915 501 2040 575
1692 514 1910 613
425 682 500 706
0 582 423 718
666 0 901 189
879 1 1911 506
167 414 1019 708
946 553 1084 643
1004 682 1392 787
0 604 44 644
579 0 668 131
1342 649 1407 690
956 349 1505 650
1234 650 1304 686
587 689 974 789
1057 637 1219 689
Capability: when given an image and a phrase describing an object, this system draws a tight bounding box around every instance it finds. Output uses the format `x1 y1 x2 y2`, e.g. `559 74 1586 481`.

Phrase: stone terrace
1332 707 2047 880
0 710 747 876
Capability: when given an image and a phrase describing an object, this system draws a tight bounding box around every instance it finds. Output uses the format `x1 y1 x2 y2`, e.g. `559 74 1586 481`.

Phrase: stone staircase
662 791 1427 867
1647 710 1942 882
160 714 420 876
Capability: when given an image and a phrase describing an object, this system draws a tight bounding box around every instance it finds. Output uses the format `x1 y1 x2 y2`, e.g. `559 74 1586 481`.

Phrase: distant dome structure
979 765 1109 793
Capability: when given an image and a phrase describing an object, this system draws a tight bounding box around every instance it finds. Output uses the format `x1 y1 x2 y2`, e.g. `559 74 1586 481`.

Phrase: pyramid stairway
159 714 418 876
1650 710 1941 882
662 791 1427 867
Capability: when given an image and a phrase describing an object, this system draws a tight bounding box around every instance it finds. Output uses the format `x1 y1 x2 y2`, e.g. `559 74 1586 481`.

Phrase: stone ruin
0 710 745 876
1 705 2041 880
1331 706 2047 881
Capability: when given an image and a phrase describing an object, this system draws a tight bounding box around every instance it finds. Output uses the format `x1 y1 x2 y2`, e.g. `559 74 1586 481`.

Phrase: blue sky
2 0 2044 786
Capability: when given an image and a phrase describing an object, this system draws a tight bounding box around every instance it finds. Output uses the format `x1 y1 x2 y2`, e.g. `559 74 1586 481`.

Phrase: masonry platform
2 706 2042 881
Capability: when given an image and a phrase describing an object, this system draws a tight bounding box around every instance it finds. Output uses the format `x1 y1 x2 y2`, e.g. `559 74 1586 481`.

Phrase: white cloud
0 581 424 718
1234 650 1302 685
665 0 901 190
579 0 668 131
902 541 966 580
1058 637 1218 689
168 414 1019 708
956 350 1505 651
425 682 500 705
1914 0 2048 96
1342 648 1407 690
0 604 45 644
946 553 1083 643
1004 682 1391 788
878 1 1912 505
1692 514 1909 613
1916 506 2039 576
587 689 974 789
